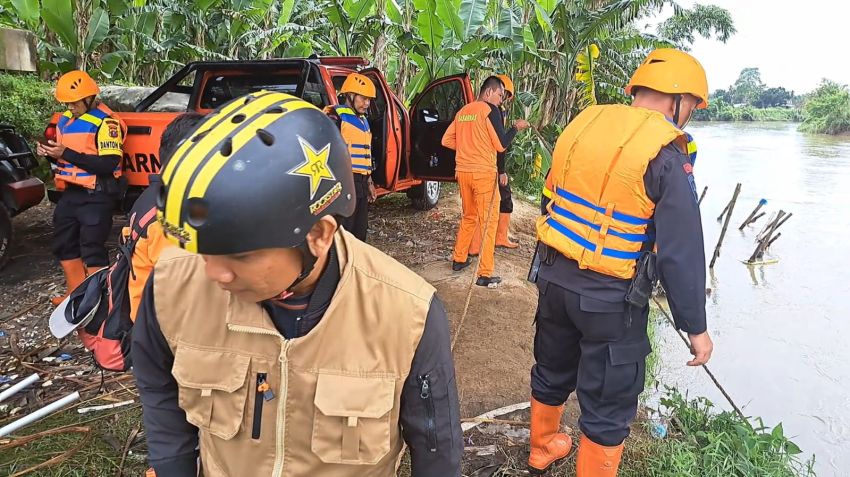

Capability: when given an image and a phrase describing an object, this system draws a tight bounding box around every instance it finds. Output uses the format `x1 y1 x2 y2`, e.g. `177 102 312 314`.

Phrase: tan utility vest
153 230 434 477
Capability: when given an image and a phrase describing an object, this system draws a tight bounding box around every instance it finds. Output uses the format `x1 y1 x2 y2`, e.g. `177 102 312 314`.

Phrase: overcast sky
648 0 850 94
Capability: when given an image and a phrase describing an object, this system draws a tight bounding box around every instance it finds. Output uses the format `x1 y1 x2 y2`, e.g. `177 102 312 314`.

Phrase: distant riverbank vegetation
694 67 850 135
799 80 850 135
694 67 802 122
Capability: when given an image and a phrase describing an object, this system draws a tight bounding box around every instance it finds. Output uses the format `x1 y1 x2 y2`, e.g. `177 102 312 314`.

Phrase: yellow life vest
536 104 687 280
332 105 373 175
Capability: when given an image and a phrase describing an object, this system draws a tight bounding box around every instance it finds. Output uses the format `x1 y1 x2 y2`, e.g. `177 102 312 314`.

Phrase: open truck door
409 74 474 181
359 68 403 191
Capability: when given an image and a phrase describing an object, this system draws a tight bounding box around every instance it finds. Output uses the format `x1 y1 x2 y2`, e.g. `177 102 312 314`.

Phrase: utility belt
64 176 125 198
527 242 658 309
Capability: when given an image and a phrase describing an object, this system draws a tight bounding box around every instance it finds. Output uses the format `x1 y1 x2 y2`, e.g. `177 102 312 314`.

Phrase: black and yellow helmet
157 91 355 255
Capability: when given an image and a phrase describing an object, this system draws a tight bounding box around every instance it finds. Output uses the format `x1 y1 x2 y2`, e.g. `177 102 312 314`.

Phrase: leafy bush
645 389 816 477
694 98 802 122
0 73 61 180
0 73 60 140
799 79 850 135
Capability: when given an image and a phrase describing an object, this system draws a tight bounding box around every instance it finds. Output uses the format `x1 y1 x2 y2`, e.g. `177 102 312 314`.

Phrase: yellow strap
687 140 697 155
542 186 553 199
79 113 104 127
591 203 616 264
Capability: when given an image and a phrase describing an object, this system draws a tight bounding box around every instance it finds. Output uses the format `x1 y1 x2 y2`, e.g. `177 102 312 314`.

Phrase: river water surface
653 122 850 476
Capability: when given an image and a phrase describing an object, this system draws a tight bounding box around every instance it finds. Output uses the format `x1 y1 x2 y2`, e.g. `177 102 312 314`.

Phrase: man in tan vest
131 91 462 476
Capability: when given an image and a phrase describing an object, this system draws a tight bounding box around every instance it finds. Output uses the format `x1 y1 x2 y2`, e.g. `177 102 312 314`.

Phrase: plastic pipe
0 373 39 403
0 391 80 437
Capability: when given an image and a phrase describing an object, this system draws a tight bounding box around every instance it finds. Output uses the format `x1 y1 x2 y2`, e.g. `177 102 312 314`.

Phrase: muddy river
653 122 850 476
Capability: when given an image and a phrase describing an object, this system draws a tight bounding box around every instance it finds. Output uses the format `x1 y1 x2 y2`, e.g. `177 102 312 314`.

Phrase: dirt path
370 188 543 417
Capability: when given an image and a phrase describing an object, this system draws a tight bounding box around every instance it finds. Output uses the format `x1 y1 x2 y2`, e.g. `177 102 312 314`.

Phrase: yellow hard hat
625 49 709 109
340 73 376 99
55 70 100 103
496 74 514 98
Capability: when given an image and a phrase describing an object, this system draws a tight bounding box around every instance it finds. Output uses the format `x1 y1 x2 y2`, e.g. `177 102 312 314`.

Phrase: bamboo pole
746 211 766 227
739 198 767 230
768 232 782 248
698 186 708 206
710 183 741 268
773 212 793 232
749 210 786 263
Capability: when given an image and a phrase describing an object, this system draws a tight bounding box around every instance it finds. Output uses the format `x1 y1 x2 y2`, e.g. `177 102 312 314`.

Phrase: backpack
78 190 158 372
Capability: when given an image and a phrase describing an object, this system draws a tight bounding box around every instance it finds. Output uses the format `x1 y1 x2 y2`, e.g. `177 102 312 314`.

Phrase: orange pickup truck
47 57 475 212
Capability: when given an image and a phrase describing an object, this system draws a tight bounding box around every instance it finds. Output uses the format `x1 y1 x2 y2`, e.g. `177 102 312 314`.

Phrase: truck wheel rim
426 181 440 201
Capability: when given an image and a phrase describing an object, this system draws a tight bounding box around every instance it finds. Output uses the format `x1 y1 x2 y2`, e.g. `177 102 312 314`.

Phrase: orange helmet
55 70 100 103
625 49 709 109
340 73 376 99
496 74 514 98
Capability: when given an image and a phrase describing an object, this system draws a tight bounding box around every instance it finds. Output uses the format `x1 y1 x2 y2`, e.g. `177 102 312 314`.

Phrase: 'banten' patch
683 163 693 175
287 136 336 200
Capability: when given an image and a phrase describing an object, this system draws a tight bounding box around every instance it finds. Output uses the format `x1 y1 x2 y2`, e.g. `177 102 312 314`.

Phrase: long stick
710 183 741 268
697 186 708 206
773 212 793 232
746 211 765 227
749 210 785 263
767 232 782 248
652 298 748 423
739 198 767 230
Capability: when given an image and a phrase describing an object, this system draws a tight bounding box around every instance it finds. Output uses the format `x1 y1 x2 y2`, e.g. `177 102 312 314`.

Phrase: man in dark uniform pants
38 70 125 305
528 49 714 476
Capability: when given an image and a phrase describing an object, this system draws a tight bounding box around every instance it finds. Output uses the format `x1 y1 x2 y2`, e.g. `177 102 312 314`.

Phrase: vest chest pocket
172 346 252 440
311 374 395 465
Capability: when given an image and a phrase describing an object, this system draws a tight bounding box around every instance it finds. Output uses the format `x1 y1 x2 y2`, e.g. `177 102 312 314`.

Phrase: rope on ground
651 296 749 423
451 177 501 351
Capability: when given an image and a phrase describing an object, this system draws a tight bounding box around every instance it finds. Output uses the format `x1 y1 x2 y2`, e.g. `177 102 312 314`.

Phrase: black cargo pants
531 279 651 447
499 181 513 214
341 173 369 242
52 187 115 267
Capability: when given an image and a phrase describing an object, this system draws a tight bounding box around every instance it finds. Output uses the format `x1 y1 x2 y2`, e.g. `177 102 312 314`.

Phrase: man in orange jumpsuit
442 76 528 287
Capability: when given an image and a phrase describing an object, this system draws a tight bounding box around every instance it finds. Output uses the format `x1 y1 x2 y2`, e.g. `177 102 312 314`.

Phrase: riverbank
0 190 813 476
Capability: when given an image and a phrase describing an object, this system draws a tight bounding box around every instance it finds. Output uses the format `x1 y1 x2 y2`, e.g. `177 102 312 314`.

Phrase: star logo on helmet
288 136 336 200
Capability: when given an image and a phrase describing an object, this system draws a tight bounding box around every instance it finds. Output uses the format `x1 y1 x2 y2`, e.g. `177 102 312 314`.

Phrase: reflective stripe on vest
55 104 124 190
334 105 372 174
536 104 686 279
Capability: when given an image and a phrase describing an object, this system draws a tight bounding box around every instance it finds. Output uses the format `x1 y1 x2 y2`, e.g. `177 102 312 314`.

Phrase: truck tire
407 181 441 210
0 203 12 270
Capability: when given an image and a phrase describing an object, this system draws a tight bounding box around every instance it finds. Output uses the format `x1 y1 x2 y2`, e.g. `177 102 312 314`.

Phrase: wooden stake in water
746 212 766 227
710 183 741 269
749 210 786 263
739 198 767 230
698 186 708 206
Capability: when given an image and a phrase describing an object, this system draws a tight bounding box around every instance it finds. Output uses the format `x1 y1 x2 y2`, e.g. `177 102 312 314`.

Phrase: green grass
0 402 148 477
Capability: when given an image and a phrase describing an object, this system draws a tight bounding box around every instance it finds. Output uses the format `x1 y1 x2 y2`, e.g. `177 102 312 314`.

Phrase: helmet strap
672 94 683 127
83 96 96 112
275 241 318 300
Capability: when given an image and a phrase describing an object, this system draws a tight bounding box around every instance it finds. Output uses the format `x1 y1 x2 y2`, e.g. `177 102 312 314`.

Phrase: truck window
199 73 301 110
413 80 464 124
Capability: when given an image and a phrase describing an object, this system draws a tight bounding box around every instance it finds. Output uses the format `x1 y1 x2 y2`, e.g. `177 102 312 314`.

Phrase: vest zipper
418 374 437 452
252 373 274 439
225 323 290 476
271 340 292 477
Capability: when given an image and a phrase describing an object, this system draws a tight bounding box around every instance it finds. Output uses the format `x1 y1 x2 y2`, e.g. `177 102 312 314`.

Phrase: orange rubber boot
495 213 518 248
145 468 156 477
576 434 624 477
528 397 572 474
50 258 87 306
469 225 482 256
